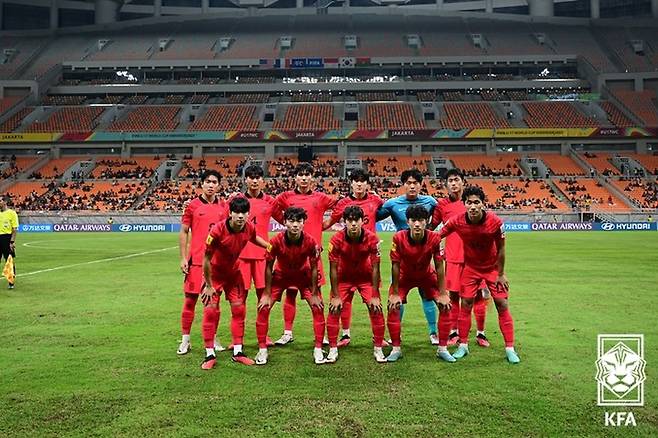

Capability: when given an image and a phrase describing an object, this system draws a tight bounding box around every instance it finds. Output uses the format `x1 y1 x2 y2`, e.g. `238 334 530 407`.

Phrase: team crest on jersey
266 243 273 252
206 235 213 245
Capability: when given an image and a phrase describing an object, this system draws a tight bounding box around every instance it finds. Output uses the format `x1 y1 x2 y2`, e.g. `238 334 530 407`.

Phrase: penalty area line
12 246 178 278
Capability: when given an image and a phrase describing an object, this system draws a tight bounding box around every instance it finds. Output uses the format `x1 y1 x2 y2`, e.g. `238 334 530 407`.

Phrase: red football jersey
273 190 336 246
328 228 381 280
439 211 505 272
328 193 384 234
236 192 275 260
205 219 258 275
266 231 319 276
181 196 227 266
390 230 443 279
431 196 466 263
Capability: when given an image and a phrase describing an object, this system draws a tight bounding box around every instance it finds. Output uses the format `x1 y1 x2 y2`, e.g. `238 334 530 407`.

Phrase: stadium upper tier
1 96 654 132
3 19 658 81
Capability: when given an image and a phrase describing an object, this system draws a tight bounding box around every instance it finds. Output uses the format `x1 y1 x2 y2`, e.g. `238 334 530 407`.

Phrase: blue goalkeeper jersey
376 195 437 231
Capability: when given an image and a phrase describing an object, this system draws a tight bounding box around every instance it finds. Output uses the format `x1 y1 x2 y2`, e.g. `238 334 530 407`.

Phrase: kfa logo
595 334 645 406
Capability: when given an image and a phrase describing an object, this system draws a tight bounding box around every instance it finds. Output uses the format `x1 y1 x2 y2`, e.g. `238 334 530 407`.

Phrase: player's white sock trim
477 330 485 336
182 334 191 343
459 343 469 348
205 347 215 357
342 329 351 337
450 329 458 335
437 346 448 352
233 344 243 355
505 346 516 353
284 330 293 336
391 346 401 354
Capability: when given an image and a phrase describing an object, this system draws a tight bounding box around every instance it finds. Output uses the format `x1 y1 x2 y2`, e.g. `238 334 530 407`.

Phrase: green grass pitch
1 231 657 436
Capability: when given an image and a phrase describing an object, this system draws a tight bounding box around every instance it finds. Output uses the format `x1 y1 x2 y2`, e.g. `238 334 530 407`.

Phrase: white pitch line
13 246 177 278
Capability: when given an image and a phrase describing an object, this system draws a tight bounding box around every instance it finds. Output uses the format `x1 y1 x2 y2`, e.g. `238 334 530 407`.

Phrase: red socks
458 304 473 345
230 303 246 346
474 296 487 332
256 306 271 349
202 299 220 349
340 300 353 332
327 311 340 348
283 289 298 331
386 308 402 347
181 294 198 335
450 293 461 332
437 309 452 346
311 305 326 349
369 311 385 347
497 308 515 347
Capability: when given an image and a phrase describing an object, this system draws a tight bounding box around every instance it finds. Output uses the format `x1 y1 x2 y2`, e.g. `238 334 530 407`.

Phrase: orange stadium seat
523 102 598 128
441 103 510 129
535 154 586 176
449 154 522 177
578 153 621 175
273 105 340 131
5 181 52 204
0 107 33 132
611 90 658 127
553 178 630 211
469 178 569 212
90 156 163 179
25 107 104 132
109 106 180 132
600 101 635 128
628 154 658 175
609 178 658 209
358 104 424 130
32 157 86 179
189 106 259 131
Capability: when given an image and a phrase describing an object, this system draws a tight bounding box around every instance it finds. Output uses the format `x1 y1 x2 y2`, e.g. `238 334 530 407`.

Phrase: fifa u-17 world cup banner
53 223 111 232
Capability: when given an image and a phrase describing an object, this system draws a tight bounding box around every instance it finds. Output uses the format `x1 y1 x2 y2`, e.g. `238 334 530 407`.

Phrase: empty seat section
189 106 259 131
578 153 620 175
358 104 424 130
31 157 85 179
535 154 586 176
523 102 598 128
611 90 658 127
441 103 510 129
109 106 180 132
25 107 104 132
273 105 340 130
628 154 658 175
0 107 33 132
600 101 635 127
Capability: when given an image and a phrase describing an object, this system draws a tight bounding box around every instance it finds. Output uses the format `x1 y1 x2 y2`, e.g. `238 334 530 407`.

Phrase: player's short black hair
229 196 250 213
343 205 365 221
405 205 430 221
462 185 486 202
244 164 264 179
349 168 369 183
294 162 314 176
445 168 465 181
200 169 221 183
401 168 423 184
284 206 307 222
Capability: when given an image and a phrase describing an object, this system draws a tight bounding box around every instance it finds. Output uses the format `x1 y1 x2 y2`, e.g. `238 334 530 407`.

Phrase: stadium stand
273 105 340 131
90 157 162 179
0 107 33 132
42 95 87 106
356 92 397 102
21 37 90 79
628 154 658 175
523 102 598 128
440 103 510 129
1 156 40 179
470 178 569 212
150 35 216 60
25 107 105 132
449 154 523 177
0 37 45 79
267 156 298 177
0 97 21 115
228 93 270 104
52 181 149 211
363 156 430 177
108 106 180 132
600 101 635 127
611 90 658 127
535 154 586 176
29 157 85 179
611 178 658 209
188 105 259 131
358 103 425 130
579 152 621 176
88 36 155 61
5 181 53 208
291 93 333 103
554 178 630 211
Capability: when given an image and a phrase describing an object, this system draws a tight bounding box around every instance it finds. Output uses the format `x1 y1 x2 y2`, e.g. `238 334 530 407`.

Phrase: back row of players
177 163 519 368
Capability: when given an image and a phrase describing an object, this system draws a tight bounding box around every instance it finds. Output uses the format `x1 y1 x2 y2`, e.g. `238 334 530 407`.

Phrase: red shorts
269 271 320 302
183 264 204 294
210 270 245 303
445 261 464 293
389 272 439 304
460 265 508 300
338 280 379 304
239 258 266 290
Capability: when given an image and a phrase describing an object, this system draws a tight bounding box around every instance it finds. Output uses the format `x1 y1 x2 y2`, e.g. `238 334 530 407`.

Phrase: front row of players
185 181 520 368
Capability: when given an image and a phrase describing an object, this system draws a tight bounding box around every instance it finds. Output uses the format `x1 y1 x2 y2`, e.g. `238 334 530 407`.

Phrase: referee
0 196 18 289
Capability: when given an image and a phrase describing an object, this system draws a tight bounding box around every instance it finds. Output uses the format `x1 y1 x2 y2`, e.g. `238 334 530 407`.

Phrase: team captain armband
266 243 273 252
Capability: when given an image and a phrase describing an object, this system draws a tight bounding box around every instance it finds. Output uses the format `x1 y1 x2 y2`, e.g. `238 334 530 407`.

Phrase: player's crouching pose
386 205 455 363
438 186 520 364
200 197 269 370
255 207 327 365
326 206 386 364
